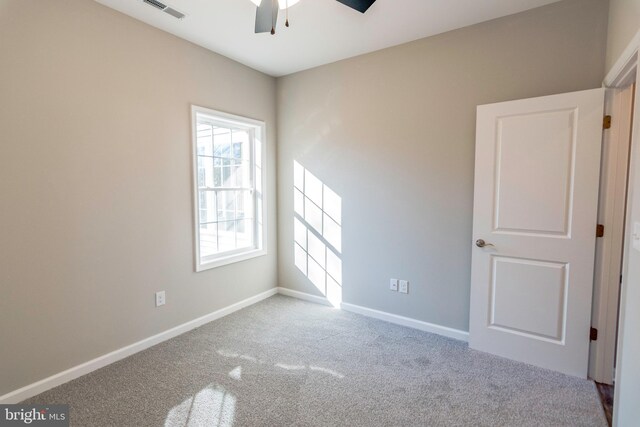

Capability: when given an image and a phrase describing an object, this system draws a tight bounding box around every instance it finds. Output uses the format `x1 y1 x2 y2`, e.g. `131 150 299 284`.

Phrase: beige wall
0 0 277 396
276 0 609 331
606 0 640 71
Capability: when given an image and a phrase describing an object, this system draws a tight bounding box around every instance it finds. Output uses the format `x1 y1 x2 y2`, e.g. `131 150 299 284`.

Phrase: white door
469 88 605 378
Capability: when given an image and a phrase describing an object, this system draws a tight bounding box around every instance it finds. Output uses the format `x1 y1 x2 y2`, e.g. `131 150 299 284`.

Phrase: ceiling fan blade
255 0 278 33
336 0 377 13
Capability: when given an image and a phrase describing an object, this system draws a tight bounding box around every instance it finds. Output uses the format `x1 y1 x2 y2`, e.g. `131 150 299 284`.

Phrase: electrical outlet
390 279 398 291
399 280 409 294
155 291 166 307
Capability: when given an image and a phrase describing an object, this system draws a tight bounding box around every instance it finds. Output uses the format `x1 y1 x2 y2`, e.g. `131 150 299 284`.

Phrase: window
191 106 266 271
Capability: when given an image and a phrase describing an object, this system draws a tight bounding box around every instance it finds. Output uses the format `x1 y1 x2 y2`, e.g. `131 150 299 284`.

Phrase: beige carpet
25 295 607 426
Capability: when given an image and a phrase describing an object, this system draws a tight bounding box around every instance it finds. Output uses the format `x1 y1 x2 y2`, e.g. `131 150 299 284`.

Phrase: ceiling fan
250 0 377 35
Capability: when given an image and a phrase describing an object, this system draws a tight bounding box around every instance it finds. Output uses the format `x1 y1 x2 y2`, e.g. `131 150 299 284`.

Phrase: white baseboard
277 287 469 342
341 302 469 342
3 286 467 403
0 287 278 404
276 287 333 306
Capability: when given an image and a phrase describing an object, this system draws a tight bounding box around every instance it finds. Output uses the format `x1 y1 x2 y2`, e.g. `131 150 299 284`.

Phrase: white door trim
604 30 640 88
589 31 640 392
590 85 635 384
605 32 640 427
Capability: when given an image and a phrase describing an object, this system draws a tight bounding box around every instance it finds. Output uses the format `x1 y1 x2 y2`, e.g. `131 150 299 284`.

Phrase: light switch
633 222 640 252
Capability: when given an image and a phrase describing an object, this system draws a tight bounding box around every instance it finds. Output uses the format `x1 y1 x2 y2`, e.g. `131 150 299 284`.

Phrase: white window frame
191 105 267 272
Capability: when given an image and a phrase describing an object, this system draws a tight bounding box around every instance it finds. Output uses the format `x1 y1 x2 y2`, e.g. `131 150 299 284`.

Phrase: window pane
199 223 218 259
217 191 236 222
196 123 213 156
214 127 231 157
222 160 231 187
197 156 214 188
199 190 217 224
230 163 241 187
232 130 248 160
218 220 236 253
238 190 245 219
197 156 205 188
197 190 254 259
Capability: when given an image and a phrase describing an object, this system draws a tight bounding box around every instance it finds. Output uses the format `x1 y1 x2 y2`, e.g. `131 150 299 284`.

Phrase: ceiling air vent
164 7 185 19
143 0 166 10
142 0 185 19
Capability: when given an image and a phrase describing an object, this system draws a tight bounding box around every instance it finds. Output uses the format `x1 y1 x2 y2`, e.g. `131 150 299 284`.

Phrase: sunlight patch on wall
293 161 342 307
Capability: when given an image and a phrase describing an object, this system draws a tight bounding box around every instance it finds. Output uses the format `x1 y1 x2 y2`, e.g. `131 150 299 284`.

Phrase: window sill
195 248 267 272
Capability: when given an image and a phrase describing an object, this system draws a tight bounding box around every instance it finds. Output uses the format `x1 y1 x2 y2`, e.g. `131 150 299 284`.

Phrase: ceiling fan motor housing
254 0 377 34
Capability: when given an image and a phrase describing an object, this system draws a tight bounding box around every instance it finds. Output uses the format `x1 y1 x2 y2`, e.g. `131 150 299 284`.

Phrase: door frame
589 84 634 384
601 30 640 427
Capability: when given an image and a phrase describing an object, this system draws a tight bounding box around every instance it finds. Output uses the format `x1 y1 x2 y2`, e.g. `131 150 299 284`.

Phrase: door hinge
603 115 612 129
590 327 598 341
596 224 604 238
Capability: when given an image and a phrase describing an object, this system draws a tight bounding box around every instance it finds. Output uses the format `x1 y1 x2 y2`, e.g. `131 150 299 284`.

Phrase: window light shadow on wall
293 161 342 307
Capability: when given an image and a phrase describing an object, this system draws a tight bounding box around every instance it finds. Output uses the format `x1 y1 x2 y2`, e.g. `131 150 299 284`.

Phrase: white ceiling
95 0 563 77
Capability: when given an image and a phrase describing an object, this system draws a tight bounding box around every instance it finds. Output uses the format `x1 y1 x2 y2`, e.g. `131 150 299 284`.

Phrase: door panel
495 109 576 235
469 88 604 378
490 256 567 342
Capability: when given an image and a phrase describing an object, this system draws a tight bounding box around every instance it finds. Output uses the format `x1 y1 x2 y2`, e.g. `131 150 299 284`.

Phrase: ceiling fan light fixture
249 0 300 9
253 0 375 35
278 0 299 9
